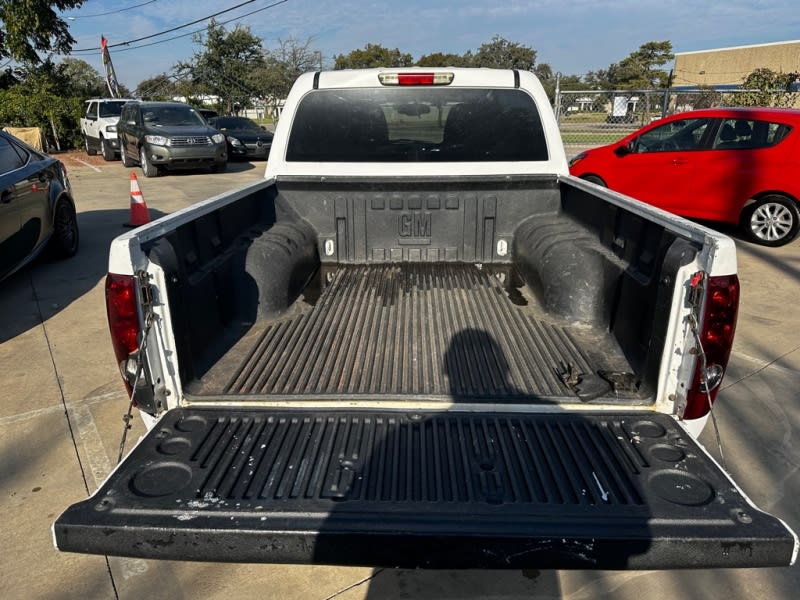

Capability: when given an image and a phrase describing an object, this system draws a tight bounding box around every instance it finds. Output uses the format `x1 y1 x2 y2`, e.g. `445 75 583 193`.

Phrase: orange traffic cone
126 171 151 227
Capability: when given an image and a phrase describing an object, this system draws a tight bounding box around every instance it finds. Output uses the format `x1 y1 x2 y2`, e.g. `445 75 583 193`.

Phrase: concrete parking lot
1 156 798 599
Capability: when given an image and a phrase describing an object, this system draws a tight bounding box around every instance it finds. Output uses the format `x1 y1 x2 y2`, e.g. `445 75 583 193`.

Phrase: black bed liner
54 408 797 568
189 263 639 402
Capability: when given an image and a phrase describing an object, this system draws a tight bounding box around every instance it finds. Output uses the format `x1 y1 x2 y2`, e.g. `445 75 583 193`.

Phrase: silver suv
117 101 227 177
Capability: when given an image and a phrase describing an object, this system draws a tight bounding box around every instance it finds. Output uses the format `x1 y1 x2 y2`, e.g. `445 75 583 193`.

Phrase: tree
136 73 179 100
416 52 471 68
0 60 84 148
254 37 321 102
731 68 799 107
472 35 536 70
59 58 106 97
0 1 83 63
333 44 413 69
176 20 266 114
587 41 673 89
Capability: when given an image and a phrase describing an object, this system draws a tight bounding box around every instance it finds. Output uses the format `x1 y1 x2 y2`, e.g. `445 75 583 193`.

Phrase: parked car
80 98 132 160
197 108 219 121
0 130 78 281
569 107 800 246
117 101 228 177
208 116 273 160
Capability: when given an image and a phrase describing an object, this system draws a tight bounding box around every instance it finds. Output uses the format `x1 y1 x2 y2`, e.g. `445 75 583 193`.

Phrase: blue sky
62 0 800 89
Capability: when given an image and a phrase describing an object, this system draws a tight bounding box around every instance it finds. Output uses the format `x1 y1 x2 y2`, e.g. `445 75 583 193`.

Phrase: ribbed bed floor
190 263 631 401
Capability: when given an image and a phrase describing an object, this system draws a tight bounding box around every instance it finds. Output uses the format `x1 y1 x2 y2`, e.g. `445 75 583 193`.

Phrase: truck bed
144 176 694 411
189 262 638 403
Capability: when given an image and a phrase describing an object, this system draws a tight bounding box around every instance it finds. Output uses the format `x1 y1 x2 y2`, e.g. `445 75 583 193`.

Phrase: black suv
118 101 227 177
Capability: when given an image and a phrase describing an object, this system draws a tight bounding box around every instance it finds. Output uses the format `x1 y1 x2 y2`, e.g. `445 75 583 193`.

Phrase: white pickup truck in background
80 98 131 161
55 68 797 569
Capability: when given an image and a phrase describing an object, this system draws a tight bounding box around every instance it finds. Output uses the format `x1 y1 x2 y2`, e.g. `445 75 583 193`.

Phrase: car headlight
144 135 168 146
106 125 117 133
212 133 225 144
228 136 244 147
568 151 588 168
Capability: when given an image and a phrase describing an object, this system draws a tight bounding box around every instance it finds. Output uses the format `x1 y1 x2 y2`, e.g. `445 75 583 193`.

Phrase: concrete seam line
723 345 800 391
324 569 385 600
29 273 122 600
0 391 128 426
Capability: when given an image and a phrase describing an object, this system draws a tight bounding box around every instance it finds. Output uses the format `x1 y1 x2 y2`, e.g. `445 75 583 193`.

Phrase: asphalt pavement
1 157 798 599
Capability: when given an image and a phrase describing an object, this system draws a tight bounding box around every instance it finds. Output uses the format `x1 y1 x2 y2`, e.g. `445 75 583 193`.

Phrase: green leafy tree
472 35 536 70
135 73 179 100
416 52 472 67
176 20 266 114
731 68 799 107
253 37 321 103
0 0 83 62
59 57 106 97
333 44 413 69
0 60 84 148
586 41 674 89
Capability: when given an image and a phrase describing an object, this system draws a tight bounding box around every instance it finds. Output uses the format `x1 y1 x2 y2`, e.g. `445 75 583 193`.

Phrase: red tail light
684 275 739 419
106 273 140 395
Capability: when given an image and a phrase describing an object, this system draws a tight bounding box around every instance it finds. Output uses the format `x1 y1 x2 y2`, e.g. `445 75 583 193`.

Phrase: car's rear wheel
581 175 607 187
140 147 160 178
741 195 800 247
84 137 97 156
101 137 115 161
50 198 80 258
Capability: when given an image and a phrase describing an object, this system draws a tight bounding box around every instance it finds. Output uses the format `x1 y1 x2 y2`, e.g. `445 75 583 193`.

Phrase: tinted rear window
99 101 126 118
286 88 548 162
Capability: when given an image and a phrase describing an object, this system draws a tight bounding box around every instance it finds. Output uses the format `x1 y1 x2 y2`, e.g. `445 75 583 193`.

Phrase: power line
87 0 289 54
71 0 288 52
66 0 158 19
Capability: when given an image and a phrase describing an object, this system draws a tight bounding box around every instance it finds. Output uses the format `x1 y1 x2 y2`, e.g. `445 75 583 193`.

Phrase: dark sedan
0 130 79 281
209 116 273 160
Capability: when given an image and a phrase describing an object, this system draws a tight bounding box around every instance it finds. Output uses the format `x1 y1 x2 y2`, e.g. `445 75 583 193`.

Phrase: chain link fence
554 88 795 158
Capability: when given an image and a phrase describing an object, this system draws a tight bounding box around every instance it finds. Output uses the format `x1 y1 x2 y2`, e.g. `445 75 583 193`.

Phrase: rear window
0 136 28 174
711 118 792 150
286 88 548 162
99 101 126 118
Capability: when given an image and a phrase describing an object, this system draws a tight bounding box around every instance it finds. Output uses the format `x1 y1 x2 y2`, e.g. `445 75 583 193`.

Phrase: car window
121 106 134 124
99 101 126 118
712 118 792 150
287 87 548 162
635 118 713 152
0 137 28 174
143 106 205 127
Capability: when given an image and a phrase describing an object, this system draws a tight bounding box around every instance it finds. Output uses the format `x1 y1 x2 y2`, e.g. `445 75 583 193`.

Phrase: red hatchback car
569 107 800 246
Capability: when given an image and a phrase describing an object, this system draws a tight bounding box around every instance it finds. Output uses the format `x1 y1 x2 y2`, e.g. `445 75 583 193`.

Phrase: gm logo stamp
399 212 431 241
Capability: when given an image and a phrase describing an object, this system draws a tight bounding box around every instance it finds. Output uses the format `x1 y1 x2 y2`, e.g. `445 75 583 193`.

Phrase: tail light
106 273 140 396
684 275 740 420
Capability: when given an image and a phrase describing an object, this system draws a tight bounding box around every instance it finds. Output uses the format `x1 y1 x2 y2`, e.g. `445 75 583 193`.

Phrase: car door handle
672 158 689 165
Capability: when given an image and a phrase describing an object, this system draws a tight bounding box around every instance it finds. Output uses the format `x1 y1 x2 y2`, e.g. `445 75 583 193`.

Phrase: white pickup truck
80 98 131 161
55 68 797 569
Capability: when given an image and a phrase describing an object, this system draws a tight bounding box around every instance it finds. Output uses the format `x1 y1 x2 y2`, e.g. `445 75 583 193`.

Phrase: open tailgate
54 408 797 569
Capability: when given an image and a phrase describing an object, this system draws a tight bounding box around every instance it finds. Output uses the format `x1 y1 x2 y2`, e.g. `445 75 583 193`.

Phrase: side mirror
614 142 633 157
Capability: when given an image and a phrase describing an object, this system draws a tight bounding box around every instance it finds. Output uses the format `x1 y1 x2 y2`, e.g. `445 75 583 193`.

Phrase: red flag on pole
101 36 121 98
